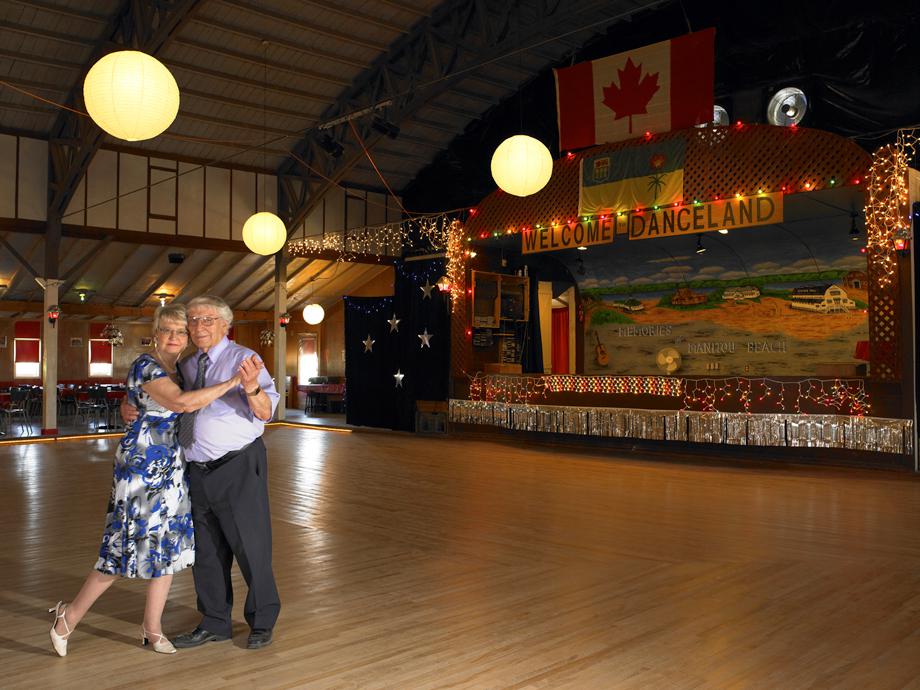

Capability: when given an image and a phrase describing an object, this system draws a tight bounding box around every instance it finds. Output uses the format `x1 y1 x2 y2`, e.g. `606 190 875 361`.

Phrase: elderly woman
49 304 261 656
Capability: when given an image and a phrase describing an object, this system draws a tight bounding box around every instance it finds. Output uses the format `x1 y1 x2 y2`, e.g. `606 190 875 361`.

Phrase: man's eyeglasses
189 316 221 327
157 327 189 337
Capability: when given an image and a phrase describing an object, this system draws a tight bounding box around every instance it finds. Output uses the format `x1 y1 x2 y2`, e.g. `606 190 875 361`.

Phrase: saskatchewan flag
579 137 686 215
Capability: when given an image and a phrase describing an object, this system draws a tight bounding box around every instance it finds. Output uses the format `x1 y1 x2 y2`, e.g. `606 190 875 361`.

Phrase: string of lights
865 129 917 287
468 373 869 414
343 295 394 315
542 374 682 397
682 377 869 414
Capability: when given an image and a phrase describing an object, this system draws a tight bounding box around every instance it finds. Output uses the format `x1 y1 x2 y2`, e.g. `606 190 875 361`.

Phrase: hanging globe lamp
490 135 553 197
83 50 180 141
242 211 287 255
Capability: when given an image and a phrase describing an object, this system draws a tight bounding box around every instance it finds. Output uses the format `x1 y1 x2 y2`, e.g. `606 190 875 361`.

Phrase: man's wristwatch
246 385 261 397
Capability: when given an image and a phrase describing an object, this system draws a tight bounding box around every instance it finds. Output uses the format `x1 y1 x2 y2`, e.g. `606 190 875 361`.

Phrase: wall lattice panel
466 125 870 235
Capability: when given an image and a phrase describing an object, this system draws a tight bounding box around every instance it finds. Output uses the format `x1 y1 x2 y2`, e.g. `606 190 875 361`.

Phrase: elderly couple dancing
49 295 281 655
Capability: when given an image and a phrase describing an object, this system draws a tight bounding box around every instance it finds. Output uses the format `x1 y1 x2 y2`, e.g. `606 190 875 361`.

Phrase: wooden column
39 278 63 435
273 250 288 420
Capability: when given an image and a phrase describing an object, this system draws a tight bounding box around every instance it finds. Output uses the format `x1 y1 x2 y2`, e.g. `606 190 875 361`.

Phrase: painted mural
569 191 869 377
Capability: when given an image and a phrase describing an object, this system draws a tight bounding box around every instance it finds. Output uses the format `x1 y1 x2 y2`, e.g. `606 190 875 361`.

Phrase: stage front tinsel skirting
448 400 914 455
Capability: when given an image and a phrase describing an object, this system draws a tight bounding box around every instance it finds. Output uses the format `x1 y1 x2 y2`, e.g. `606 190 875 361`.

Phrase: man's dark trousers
187 437 280 636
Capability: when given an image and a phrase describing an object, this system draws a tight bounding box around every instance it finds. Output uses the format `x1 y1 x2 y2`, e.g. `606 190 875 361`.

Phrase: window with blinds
13 321 40 378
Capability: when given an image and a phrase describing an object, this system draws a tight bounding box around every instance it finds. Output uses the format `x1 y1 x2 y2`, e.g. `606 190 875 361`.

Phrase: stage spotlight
696 105 729 128
767 87 807 126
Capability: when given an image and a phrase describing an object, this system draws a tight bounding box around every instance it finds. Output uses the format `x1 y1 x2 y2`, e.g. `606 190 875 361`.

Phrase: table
300 383 345 413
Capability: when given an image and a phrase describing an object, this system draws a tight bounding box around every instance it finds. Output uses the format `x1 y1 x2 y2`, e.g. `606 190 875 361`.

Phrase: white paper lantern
302 304 325 325
242 212 287 255
83 50 180 141
490 135 553 197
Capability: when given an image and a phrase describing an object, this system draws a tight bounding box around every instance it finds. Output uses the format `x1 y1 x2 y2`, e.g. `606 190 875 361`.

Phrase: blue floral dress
95 354 195 578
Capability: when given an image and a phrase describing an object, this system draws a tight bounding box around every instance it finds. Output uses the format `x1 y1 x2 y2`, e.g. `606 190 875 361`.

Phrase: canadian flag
554 29 714 151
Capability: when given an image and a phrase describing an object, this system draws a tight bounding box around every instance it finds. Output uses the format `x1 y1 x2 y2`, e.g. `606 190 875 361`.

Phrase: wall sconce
47 304 61 327
894 236 911 256
155 292 175 306
279 312 291 328
436 275 451 293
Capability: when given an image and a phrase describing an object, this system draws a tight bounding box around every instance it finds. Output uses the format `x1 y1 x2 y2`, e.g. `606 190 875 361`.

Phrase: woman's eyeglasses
157 327 189 337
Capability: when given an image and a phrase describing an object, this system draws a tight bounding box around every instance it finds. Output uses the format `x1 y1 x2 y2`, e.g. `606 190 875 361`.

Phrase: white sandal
142 626 177 654
48 601 71 657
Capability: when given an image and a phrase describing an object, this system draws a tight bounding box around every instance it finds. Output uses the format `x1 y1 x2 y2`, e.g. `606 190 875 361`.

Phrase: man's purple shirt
179 336 279 462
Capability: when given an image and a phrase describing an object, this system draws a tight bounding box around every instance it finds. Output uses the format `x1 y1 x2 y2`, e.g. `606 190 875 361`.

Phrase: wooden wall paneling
117 153 147 232
178 161 204 236
257 172 277 214
205 166 231 239
17 137 47 221
0 135 18 218
86 149 117 229
231 169 256 242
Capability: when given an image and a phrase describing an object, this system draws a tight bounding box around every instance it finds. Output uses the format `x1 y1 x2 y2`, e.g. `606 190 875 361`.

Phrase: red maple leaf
602 57 660 134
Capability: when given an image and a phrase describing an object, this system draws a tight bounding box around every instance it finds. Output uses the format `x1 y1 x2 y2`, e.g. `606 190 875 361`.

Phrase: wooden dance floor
3 427 920 688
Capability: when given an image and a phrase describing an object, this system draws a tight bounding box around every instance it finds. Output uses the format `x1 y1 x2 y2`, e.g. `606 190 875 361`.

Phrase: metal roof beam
215 0 389 52
46 0 205 277
278 0 623 234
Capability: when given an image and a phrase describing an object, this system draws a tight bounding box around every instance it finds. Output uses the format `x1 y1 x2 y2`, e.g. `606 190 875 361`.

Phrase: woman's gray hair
187 295 234 326
152 303 187 333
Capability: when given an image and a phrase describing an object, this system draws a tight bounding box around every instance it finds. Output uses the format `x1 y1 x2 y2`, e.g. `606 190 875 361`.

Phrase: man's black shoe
247 628 273 649
172 627 231 648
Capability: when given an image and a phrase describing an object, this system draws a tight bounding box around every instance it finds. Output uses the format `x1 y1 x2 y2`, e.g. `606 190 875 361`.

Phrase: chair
75 387 107 431
57 386 76 419
2 388 32 436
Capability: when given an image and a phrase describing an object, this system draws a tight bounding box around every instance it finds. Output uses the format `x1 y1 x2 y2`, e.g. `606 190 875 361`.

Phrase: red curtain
15 339 39 363
551 308 569 374
14 321 40 338
90 340 113 364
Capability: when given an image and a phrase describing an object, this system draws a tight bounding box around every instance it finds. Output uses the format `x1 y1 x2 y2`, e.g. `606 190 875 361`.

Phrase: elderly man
122 295 281 649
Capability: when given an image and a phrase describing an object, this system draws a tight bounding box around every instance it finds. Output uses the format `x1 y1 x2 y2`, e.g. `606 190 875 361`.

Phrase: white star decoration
387 314 400 333
362 334 375 353
393 369 405 387
420 281 434 299
418 328 434 348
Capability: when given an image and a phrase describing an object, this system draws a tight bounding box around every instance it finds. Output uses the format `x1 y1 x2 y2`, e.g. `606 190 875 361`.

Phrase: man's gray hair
187 295 234 326
152 304 187 333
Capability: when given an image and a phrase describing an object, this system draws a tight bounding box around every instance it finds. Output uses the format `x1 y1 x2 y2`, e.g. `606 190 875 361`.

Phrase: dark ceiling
402 0 920 213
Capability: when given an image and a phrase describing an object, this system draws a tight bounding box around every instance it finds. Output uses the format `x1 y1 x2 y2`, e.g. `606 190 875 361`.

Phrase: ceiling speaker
767 87 807 126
